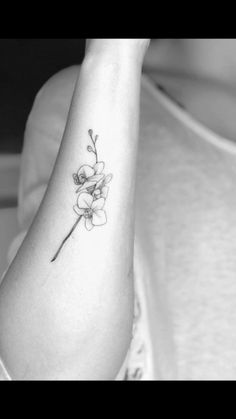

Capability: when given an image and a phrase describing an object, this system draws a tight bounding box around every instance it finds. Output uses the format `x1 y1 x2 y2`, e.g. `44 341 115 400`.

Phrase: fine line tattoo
51 129 113 262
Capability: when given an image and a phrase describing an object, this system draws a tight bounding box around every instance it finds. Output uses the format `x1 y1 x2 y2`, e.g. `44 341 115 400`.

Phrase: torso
124 73 236 379
143 39 236 144
144 69 236 143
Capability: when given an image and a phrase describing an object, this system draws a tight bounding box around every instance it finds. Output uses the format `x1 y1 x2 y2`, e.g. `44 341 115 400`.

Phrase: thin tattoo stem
88 148 97 159
88 129 98 163
51 216 82 262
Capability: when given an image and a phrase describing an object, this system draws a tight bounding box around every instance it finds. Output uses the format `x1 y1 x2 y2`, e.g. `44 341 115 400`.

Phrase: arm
0 39 150 380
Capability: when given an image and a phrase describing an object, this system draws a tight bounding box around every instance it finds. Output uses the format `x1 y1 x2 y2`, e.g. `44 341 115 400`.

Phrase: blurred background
0 39 86 153
0 39 86 277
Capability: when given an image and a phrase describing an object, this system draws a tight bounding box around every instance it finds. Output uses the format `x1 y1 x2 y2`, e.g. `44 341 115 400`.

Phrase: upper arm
18 65 80 231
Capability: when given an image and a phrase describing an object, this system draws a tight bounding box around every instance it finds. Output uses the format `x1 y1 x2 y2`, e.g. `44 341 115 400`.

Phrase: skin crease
143 39 236 142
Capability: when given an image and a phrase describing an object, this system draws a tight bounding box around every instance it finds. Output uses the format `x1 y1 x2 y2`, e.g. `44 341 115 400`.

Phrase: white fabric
2 66 236 379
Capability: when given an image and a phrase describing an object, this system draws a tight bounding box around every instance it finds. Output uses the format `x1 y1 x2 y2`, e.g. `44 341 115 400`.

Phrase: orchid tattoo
51 129 113 262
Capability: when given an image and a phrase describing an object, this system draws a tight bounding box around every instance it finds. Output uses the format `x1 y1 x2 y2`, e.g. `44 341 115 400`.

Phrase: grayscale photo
0 38 236 380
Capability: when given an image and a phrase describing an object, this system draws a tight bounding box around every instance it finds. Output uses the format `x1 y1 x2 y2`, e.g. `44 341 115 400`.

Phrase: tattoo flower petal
85 217 94 231
101 186 108 199
94 161 105 175
96 173 113 189
78 192 94 209
78 165 94 181
75 193 107 230
76 174 105 193
73 205 85 216
92 209 107 226
91 197 105 211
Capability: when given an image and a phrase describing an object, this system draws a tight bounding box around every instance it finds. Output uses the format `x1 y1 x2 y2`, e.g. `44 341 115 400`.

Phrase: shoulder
27 65 80 128
36 65 80 103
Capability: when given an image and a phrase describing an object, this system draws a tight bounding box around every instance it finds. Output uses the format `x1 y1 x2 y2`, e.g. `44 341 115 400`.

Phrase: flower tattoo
51 129 113 262
73 193 106 231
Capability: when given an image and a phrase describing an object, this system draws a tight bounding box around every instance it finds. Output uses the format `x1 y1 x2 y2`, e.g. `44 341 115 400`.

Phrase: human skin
0 39 150 380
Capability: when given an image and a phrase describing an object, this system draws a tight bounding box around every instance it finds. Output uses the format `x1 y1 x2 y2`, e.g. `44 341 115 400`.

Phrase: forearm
0 43 146 379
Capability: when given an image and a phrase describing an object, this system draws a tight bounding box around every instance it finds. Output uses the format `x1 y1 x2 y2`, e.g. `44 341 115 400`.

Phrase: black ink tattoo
51 130 113 262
